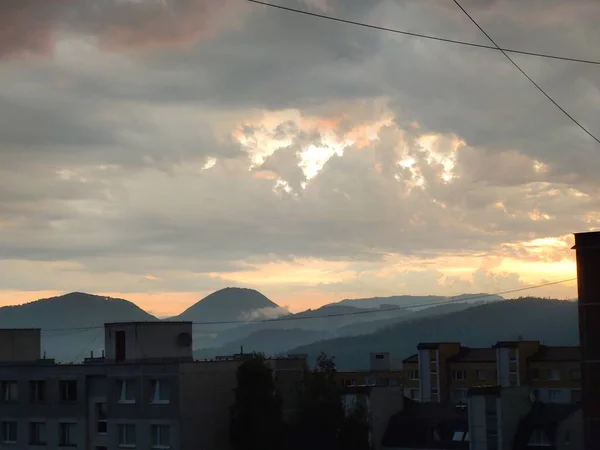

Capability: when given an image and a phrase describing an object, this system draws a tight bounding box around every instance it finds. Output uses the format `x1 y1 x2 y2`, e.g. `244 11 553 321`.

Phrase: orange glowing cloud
0 0 246 60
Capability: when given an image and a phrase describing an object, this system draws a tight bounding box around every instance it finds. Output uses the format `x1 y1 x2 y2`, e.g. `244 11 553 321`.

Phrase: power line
451 0 600 146
246 0 600 66
41 277 576 332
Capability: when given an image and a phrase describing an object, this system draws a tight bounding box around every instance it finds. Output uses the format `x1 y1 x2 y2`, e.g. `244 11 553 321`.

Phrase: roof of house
402 353 418 363
529 346 580 362
512 403 580 450
382 398 469 449
449 347 497 363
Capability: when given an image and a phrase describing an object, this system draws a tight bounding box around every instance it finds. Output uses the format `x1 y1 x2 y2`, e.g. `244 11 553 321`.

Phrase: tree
230 353 283 450
299 352 345 447
339 400 371 450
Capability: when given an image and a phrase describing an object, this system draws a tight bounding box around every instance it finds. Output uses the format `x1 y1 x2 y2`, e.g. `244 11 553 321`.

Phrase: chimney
573 231 600 450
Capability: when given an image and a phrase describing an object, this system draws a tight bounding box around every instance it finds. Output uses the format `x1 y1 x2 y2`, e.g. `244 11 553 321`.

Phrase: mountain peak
171 287 279 322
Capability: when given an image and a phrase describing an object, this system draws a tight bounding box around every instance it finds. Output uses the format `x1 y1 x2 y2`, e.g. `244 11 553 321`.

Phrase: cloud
2 0 598 311
0 0 242 60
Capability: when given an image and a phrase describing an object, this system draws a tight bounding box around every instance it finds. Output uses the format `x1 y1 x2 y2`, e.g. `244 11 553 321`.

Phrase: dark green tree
299 352 345 447
230 353 283 450
339 400 371 450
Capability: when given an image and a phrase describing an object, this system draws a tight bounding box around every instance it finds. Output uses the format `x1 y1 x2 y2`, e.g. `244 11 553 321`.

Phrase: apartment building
0 322 306 450
336 352 403 388
468 385 582 450
401 341 581 406
528 346 581 404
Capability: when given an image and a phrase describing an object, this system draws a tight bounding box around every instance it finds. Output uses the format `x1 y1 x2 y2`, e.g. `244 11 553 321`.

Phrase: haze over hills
2 289 568 366
287 298 579 370
169 287 284 322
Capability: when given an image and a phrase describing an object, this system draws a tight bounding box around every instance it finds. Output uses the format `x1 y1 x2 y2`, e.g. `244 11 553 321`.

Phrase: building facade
336 352 403 388
0 323 306 450
401 340 581 406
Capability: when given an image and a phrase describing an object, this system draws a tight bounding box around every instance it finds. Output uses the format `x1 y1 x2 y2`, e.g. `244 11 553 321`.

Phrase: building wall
401 361 419 400
370 352 391 372
369 387 404 450
104 322 193 362
0 329 41 362
179 360 239 450
497 387 532 450
448 361 497 403
467 395 489 450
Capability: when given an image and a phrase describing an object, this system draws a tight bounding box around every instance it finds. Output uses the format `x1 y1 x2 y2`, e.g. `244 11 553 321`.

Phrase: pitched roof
403 353 418 363
449 347 497 363
382 399 469 449
529 346 580 362
512 403 580 450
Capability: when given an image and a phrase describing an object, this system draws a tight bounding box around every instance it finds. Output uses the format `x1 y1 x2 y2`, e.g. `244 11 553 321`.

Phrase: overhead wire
40 277 576 333
450 0 600 146
246 0 600 66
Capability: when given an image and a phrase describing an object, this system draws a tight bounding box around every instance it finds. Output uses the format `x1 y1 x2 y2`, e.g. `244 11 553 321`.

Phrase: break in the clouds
1 0 598 312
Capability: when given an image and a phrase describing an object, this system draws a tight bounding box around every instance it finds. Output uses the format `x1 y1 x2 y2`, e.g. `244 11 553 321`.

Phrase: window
151 380 170 404
117 380 136 403
452 370 467 381
1 381 18 402
343 379 356 387
431 388 439 400
118 424 136 448
30 380 45 403
59 423 76 447
29 422 47 445
571 389 582 403
476 369 487 380
452 431 468 442
410 388 419 399
96 403 107 434
548 369 561 381
531 368 540 381
409 369 419 380
375 353 385 360
151 425 171 449
1 421 17 444
528 429 551 446
59 380 77 402
388 378 398 386
509 371 519 386
570 369 581 381
548 389 561 402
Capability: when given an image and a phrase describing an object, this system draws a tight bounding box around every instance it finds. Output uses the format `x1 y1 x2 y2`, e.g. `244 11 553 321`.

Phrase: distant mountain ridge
287 298 579 370
1 289 527 364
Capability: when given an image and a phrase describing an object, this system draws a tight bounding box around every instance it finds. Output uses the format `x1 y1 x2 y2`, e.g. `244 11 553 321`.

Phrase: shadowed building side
573 231 600 450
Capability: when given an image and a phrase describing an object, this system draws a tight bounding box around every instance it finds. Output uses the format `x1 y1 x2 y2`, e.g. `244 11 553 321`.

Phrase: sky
1 0 598 317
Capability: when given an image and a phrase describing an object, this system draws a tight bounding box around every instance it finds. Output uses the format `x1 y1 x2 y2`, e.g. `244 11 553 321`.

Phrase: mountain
188 295 505 351
0 292 156 328
337 293 504 310
287 298 579 370
0 292 157 362
334 300 495 337
169 287 281 322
